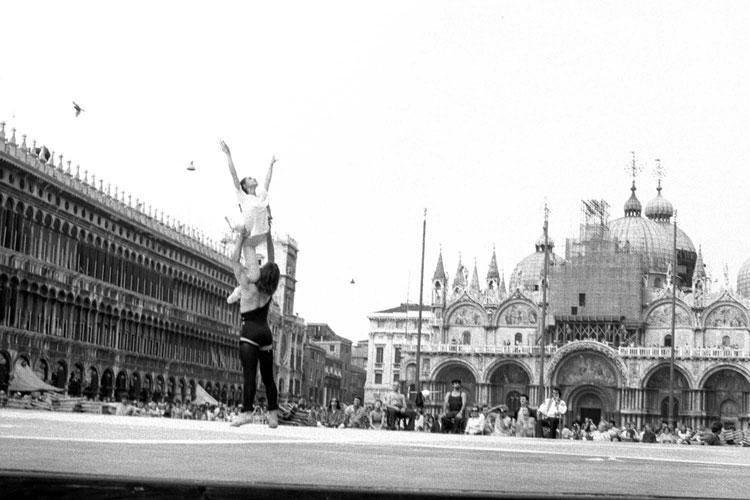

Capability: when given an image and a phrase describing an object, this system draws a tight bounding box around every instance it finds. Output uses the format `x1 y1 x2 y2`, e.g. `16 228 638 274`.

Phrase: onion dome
624 181 642 216
737 257 750 298
509 235 564 292
644 181 674 222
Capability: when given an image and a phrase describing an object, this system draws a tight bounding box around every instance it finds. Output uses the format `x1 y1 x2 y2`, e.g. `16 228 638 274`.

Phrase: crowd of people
2 382 749 447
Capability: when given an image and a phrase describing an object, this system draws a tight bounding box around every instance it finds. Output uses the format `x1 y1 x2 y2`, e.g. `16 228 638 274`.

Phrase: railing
402 344 557 355
618 346 750 359
400 342 750 359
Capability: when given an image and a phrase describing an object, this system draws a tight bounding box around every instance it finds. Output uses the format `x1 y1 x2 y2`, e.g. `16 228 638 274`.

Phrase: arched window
462 331 471 345
664 334 672 347
722 335 731 347
514 332 523 345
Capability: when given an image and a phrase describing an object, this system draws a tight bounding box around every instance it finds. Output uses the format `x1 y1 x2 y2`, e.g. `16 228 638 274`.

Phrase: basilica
366 180 750 431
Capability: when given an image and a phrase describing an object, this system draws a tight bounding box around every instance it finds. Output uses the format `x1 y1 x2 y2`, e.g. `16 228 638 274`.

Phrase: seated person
592 421 610 441
464 406 485 435
323 399 345 428
701 421 723 445
440 379 467 433
344 396 368 429
641 423 657 443
492 406 514 437
384 383 415 430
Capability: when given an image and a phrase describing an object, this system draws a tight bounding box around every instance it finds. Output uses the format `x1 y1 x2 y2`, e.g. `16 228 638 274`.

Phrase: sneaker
230 412 253 427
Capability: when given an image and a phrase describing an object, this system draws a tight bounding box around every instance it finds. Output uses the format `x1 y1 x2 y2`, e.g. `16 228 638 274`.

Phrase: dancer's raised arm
263 156 277 192
220 140 242 192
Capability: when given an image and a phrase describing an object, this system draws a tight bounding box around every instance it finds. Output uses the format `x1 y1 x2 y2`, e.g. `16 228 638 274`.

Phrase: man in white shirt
537 387 567 439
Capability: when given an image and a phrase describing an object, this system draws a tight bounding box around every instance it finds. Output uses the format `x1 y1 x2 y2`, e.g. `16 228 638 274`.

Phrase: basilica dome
509 235 564 293
607 183 672 271
737 257 750 298
608 182 696 283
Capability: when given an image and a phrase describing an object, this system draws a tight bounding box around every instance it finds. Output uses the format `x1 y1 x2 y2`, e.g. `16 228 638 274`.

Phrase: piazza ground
0 409 749 499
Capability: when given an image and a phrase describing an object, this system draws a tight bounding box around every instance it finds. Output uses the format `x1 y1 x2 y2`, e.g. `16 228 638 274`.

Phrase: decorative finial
626 151 642 186
58 154 64 169
106 183 111 196
0 122 5 141
10 127 16 146
653 158 664 193
84 169 88 183
128 194 132 206
66 161 72 175
114 186 119 198
47 150 55 166
91 173 96 186
31 139 37 155
20 134 27 152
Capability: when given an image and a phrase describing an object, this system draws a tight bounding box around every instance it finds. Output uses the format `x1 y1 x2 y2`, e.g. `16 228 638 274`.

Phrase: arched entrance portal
703 368 750 427
645 365 689 423
553 351 621 424
566 385 615 424
432 363 476 407
487 362 530 412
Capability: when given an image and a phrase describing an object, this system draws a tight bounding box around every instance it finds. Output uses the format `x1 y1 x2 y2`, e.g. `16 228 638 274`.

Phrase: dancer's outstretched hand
220 140 231 156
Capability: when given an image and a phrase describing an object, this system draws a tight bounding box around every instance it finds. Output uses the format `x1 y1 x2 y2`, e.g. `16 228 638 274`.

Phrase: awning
193 383 219 406
8 364 64 393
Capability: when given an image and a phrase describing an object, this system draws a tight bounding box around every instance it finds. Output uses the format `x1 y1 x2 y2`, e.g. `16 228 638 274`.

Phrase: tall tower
272 234 299 317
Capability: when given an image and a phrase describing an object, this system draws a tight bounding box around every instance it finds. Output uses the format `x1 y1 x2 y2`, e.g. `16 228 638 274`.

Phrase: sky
2 1 750 342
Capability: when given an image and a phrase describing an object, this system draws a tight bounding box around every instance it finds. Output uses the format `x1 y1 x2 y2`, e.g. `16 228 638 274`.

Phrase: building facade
371 180 750 431
0 125 302 406
306 322 366 404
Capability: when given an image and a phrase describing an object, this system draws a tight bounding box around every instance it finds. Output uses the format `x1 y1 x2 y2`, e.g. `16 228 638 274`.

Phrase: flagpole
539 204 550 401
668 210 677 428
416 209 427 397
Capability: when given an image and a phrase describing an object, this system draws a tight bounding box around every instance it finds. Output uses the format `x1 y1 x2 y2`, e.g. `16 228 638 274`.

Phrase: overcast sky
2 1 750 342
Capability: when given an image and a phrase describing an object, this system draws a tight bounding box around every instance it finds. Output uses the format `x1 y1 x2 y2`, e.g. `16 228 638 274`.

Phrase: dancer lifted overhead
220 140 276 304
229 225 281 428
220 140 276 258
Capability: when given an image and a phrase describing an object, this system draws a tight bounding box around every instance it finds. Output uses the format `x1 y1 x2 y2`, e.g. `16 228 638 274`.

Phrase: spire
452 253 466 289
470 260 480 294
694 245 705 280
499 269 507 296
432 249 446 282
486 247 500 282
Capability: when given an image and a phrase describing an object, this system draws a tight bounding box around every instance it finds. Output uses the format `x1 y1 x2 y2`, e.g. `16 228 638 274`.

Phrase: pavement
0 409 749 499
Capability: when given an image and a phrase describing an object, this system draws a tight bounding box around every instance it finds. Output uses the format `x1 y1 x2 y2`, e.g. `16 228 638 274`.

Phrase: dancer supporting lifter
229 226 281 428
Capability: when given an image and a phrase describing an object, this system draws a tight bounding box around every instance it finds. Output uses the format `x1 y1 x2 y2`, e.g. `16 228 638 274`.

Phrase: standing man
537 387 567 439
440 379 467 433
514 394 537 437
384 382 414 430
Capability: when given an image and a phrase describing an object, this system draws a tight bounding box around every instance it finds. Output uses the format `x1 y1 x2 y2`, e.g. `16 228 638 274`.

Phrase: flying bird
187 161 196 171
72 101 84 117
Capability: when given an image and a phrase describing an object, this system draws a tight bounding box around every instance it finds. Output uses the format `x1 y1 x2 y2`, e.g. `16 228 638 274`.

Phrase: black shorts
240 321 273 347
